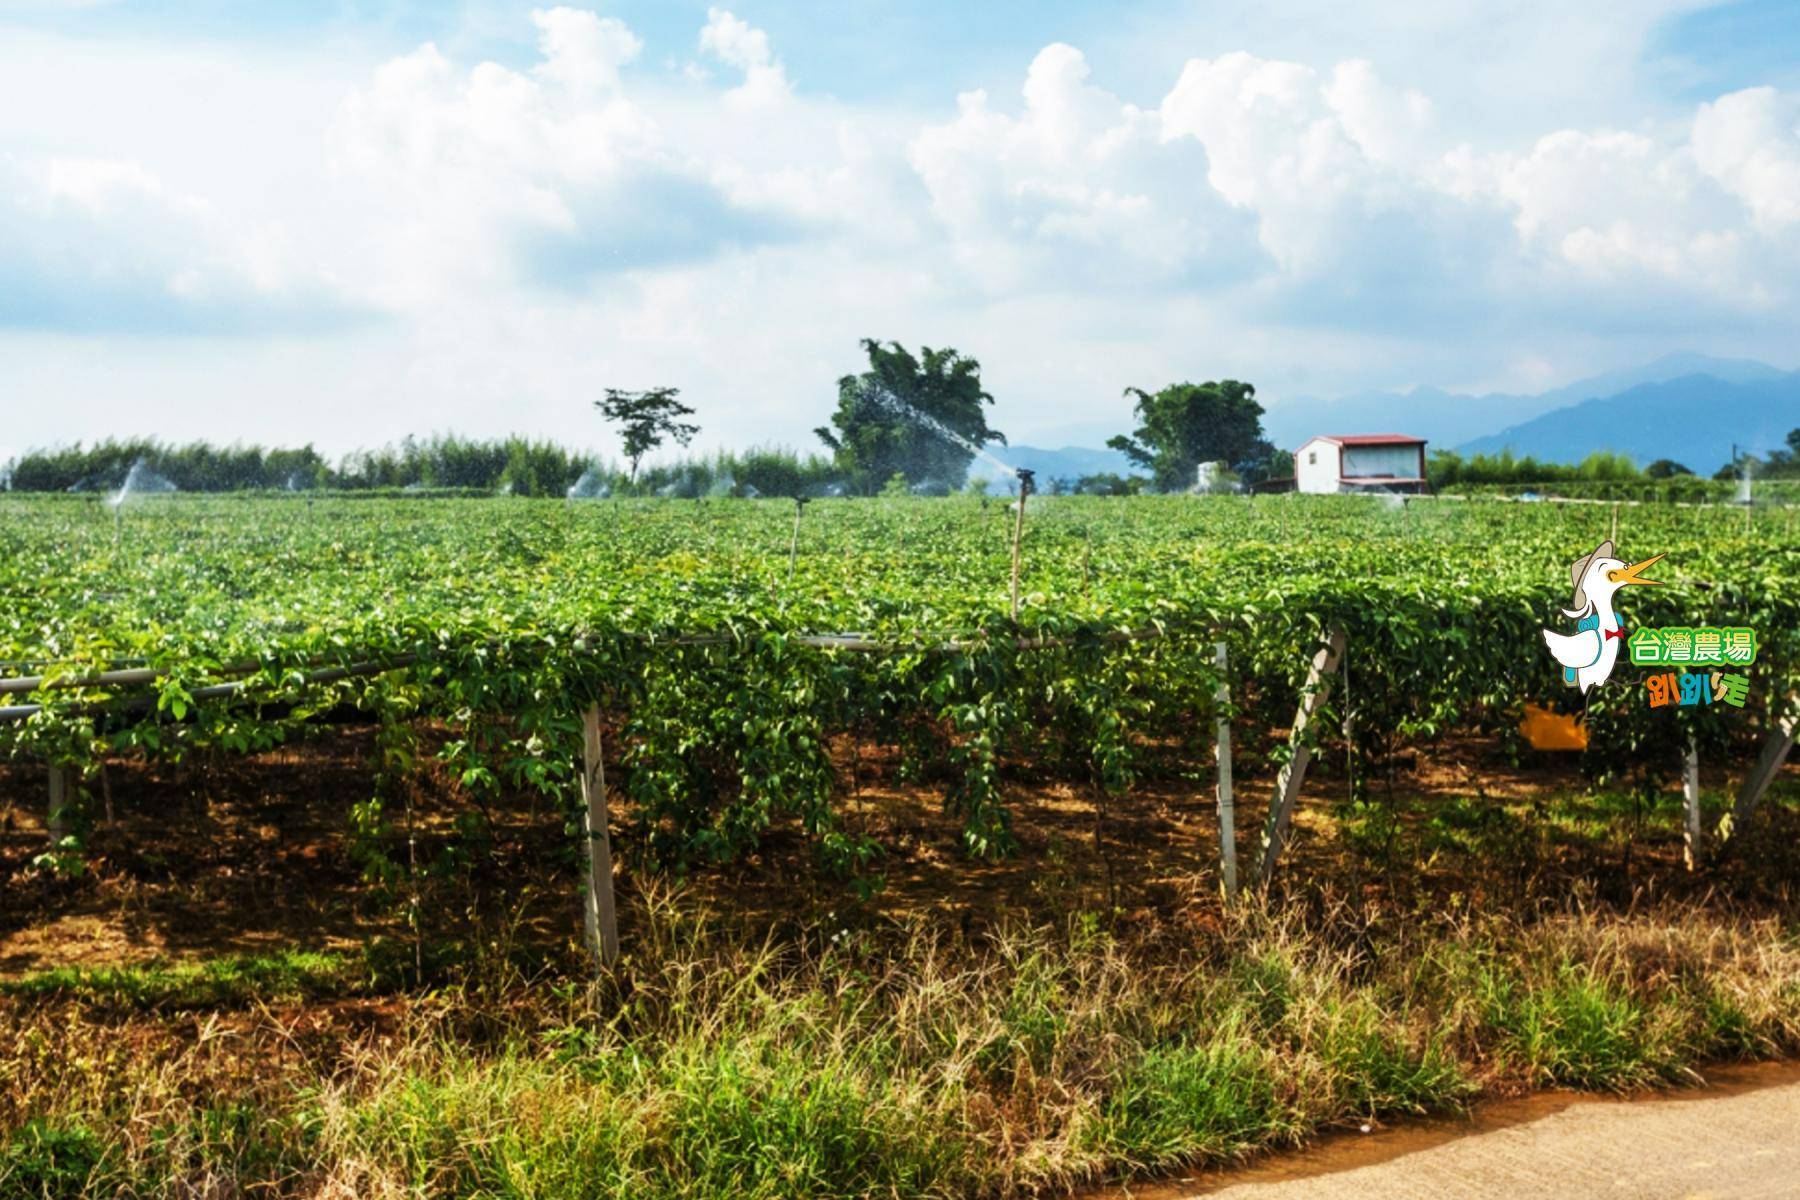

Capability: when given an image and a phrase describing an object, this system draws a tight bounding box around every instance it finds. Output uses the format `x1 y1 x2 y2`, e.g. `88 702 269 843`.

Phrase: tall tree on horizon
1107 380 1269 491
815 339 1005 494
596 387 699 484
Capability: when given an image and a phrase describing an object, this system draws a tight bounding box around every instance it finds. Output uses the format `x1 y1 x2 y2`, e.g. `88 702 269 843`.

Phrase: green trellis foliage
2 492 1794 873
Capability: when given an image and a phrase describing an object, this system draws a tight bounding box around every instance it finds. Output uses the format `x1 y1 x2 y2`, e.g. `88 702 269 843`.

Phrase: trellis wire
0 624 1180 722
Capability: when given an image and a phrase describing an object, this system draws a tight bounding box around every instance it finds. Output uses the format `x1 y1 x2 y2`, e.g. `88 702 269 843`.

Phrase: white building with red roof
1293 434 1428 494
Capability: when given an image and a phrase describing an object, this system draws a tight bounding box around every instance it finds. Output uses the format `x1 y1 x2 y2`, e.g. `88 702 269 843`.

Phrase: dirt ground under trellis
4 723 1797 978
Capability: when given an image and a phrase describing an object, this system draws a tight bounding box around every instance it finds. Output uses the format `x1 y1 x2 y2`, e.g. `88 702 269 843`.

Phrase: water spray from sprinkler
107 458 176 545
567 468 610 500
852 379 1017 479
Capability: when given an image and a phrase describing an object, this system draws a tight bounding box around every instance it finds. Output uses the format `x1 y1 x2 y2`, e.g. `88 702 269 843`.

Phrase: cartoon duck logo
1541 540 1664 692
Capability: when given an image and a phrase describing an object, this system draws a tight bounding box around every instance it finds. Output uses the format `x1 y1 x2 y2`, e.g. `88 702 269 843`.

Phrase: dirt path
1128 1061 1800 1200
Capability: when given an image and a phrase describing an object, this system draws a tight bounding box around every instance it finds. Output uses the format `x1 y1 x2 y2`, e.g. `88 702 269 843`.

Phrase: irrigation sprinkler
1010 468 1035 620
788 495 809 580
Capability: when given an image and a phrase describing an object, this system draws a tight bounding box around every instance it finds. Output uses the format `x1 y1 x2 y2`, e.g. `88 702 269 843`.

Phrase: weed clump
3 896 1798 1198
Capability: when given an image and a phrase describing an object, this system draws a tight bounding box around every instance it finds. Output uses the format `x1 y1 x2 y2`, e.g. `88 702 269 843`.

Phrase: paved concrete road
1157 1063 1800 1200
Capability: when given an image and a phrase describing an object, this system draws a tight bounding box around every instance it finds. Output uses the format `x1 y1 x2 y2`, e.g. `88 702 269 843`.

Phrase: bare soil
4 722 1795 978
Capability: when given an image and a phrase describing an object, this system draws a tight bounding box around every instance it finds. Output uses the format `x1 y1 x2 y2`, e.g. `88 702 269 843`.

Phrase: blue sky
2 0 1798 464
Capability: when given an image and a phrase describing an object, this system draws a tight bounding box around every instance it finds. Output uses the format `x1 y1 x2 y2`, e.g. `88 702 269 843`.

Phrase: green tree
1106 380 1268 492
1074 472 1144 496
1714 453 1758 481
596 388 699 484
1644 458 1693 479
814 340 1005 494
1757 429 1800 478
1573 451 1639 481
1240 443 1293 486
1426 449 1465 488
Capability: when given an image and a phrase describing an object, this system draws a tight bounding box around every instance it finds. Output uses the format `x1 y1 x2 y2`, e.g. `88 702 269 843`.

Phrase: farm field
3 492 1796 866
3 491 1799 1198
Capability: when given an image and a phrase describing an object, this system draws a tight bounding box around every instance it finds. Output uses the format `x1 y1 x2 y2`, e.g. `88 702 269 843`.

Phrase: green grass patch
6 904 1800 1198
1480 961 1678 1088
0 1120 113 1197
1083 1028 1285 1168
0 948 355 1010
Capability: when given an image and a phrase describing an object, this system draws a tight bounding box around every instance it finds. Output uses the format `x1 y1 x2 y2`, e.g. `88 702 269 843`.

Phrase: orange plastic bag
1519 703 1589 751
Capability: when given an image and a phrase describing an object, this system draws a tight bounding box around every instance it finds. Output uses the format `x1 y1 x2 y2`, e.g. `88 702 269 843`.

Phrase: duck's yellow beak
1607 553 1664 586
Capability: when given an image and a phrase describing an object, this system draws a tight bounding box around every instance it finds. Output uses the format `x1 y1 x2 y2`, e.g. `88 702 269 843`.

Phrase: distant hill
1261 353 1786 450
1456 373 1800 470
990 354 1793 485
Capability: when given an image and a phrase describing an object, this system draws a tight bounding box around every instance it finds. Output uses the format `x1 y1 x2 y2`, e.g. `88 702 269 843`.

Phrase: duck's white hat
1568 539 1614 613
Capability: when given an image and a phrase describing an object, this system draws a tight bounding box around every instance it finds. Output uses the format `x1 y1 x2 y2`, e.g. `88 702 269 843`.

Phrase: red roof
1316 433 1426 445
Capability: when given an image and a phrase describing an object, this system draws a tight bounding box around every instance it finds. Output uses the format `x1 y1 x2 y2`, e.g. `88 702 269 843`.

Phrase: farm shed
1294 434 1428 494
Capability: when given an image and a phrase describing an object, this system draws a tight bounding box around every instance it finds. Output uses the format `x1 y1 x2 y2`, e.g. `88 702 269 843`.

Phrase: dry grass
4 888 1798 1198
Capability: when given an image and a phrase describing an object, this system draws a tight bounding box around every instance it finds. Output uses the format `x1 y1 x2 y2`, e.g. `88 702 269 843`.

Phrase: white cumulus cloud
699 7 791 105
330 9 801 301
0 153 357 332
909 44 1261 291
1693 87 1800 231
531 5 641 97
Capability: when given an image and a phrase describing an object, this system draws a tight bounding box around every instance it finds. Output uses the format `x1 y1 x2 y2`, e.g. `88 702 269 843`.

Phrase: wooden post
47 766 70 840
787 497 806 580
1682 737 1702 871
1258 628 1346 885
1213 642 1237 900
581 704 619 969
1731 705 1797 834
1010 485 1029 620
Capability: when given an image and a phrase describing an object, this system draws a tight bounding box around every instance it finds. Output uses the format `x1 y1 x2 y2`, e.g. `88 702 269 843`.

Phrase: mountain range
989 353 1796 483
1261 353 1789 453
1457 373 1798 470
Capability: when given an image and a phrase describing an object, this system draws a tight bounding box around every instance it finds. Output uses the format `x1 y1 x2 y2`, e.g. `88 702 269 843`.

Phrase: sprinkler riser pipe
1009 471 1032 620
